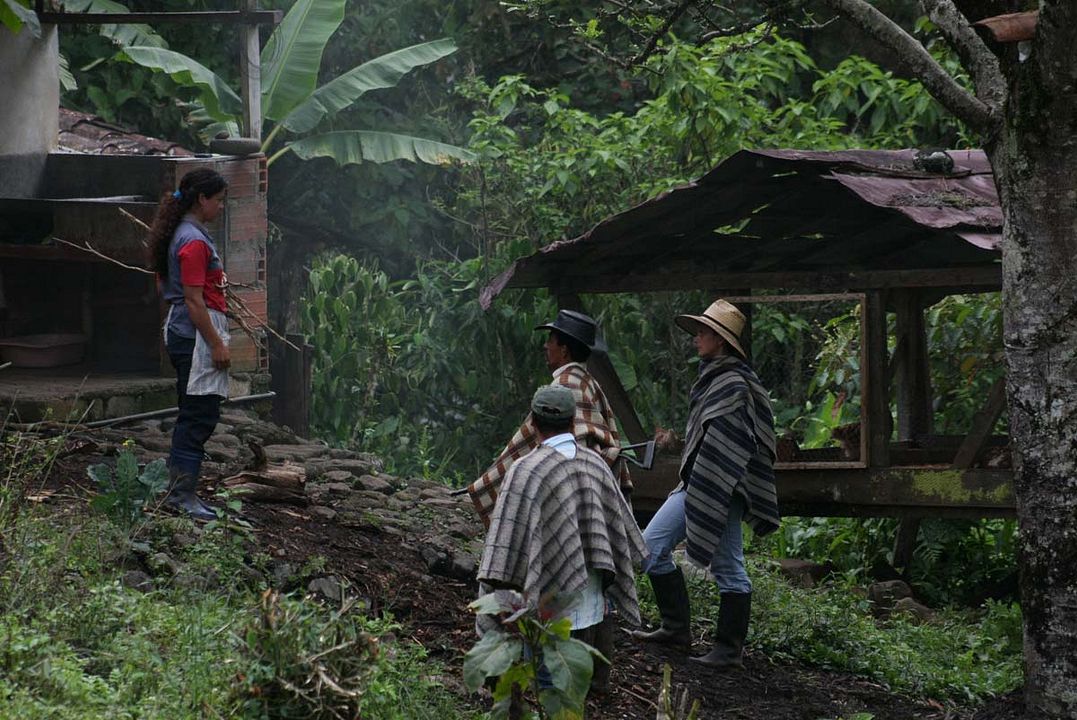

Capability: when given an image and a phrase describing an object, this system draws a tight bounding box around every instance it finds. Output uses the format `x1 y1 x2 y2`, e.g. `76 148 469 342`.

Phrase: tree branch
921 0 1006 113
819 0 1000 134
630 0 698 66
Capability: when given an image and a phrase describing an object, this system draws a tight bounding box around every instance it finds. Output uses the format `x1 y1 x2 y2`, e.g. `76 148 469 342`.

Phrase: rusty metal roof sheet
57 107 194 157
481 148 1001 307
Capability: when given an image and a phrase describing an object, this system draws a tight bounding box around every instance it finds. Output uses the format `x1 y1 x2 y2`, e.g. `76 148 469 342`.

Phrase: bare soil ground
43 447 1027 720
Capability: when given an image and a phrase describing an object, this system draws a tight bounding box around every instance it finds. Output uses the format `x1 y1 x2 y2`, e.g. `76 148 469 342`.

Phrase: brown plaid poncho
467 362 631 527
478 444 646 626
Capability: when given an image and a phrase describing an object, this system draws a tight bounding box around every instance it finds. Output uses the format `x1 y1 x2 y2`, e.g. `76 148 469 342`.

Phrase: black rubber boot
164 468 217 521
629 567 692 650
690 591 751 669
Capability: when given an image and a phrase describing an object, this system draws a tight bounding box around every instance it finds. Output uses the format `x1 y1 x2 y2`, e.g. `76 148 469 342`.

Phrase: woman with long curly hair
148 167 229 520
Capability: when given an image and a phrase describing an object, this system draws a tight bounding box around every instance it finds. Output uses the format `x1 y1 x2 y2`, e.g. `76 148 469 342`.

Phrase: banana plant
0 0 40 37
117 0 473 167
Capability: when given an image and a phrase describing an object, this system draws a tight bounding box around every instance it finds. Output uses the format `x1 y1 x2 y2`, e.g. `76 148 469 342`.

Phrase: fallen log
222 463 307 505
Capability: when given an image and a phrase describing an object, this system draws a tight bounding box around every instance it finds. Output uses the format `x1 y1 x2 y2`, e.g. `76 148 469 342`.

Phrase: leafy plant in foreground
88 446 168 531
464 590 599 719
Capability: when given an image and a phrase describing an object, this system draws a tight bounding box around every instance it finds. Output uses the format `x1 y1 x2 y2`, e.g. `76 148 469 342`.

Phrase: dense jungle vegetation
0 0 1022 716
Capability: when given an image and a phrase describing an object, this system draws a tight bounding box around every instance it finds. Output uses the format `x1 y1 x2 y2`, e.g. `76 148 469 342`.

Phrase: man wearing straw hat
466 309 631 529
630 299 779 670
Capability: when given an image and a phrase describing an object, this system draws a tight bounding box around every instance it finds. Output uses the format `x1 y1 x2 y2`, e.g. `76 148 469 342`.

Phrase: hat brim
675 314 747 359
534 323 606 353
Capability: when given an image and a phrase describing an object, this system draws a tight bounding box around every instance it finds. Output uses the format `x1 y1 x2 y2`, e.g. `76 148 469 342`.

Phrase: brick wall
162 155 269 373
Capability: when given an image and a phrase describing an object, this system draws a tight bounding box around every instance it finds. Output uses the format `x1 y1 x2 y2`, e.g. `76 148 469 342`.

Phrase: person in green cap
477 384 647 694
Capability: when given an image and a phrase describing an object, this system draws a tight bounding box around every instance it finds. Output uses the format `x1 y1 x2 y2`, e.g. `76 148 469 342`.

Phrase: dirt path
36 413 1025 720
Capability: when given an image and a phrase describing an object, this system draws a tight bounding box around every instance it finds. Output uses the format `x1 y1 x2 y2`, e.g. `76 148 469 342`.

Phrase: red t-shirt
177 239 227 313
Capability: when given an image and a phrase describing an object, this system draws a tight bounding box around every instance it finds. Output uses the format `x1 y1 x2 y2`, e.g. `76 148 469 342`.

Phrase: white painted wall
0 25 59 197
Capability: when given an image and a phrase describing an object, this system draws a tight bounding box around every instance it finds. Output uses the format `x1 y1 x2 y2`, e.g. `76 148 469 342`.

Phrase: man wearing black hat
467 309 632 528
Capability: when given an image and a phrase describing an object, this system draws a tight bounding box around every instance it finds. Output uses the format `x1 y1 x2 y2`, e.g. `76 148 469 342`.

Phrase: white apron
164 306 231 398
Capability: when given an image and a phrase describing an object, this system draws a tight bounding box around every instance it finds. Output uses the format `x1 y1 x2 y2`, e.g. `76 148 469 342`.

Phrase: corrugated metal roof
480 148 1001 307
56 107 194 157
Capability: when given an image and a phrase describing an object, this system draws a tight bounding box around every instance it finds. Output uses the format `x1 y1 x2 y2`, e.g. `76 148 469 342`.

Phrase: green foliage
0 426 65 537
301 252 556 481
115 0 472 167
668 560 1023 703
87 447 169 531
0 503 469 719
926 294 1004 433
0 0 38 37
465 590 599 719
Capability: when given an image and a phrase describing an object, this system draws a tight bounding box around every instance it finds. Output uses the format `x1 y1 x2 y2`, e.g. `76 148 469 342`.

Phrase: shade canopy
481 148 1001 307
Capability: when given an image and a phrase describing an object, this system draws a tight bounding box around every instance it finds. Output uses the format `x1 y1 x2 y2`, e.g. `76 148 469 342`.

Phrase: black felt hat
535 309 603 351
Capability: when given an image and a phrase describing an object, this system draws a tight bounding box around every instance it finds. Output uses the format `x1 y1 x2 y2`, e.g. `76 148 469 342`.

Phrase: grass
636 556 1023 705
0 495 478 720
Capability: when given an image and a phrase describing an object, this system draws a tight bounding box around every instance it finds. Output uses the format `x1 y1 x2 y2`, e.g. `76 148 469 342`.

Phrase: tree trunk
992 10 1077 710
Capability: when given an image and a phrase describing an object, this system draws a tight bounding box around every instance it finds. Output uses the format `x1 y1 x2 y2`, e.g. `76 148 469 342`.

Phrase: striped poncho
467 362 630 527
478 445 646 627
679 356 780 569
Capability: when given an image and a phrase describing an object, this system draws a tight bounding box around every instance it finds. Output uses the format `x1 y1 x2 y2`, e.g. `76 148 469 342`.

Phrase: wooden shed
481 149 1011 536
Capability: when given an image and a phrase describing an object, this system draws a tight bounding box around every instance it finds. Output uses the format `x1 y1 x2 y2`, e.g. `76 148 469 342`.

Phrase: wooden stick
50 237 152 274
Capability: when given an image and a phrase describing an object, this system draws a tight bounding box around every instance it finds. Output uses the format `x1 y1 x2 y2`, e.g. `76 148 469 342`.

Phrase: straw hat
675 299 747 358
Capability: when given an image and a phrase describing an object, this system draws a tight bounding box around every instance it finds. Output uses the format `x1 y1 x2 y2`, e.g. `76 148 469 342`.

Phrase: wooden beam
556 294 648 444
37 10 283 25
952 376 1008 470
630 456 1014 519
542 266 1002 295
270 333 313 437
240 0 263 140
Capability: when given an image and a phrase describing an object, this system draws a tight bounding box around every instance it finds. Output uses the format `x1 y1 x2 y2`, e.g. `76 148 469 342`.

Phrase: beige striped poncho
678 356 780 569
478 444 646 626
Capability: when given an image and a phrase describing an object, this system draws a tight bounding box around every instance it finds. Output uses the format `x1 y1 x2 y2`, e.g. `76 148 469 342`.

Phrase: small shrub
88 447 168 532
464 590 599 720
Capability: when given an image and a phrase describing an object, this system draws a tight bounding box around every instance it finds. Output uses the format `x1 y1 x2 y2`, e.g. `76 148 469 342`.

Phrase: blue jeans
641 488 752 594
167 334 221 478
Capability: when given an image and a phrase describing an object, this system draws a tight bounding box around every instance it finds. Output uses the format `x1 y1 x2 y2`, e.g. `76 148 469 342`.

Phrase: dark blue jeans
167 334 222 479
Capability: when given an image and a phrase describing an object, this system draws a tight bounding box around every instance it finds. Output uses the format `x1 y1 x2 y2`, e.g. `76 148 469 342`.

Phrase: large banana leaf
260 0 345 124
63 0 167 48
281 38 459 134
119 47 242 121
285 130 475 166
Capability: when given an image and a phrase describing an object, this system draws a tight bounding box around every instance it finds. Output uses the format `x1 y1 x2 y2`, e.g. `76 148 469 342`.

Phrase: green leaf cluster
87 448 168 532
114 0 472 168
464 590 599 719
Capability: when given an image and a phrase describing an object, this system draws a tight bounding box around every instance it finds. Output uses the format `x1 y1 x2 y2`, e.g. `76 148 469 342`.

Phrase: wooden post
890 290 934 574
240 0 262 140
893 290 933 441
862 291 890 467
557 293 648 444
270 332 312 437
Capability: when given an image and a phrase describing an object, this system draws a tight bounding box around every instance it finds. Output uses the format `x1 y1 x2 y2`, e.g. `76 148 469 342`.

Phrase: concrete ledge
0 367 175 423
